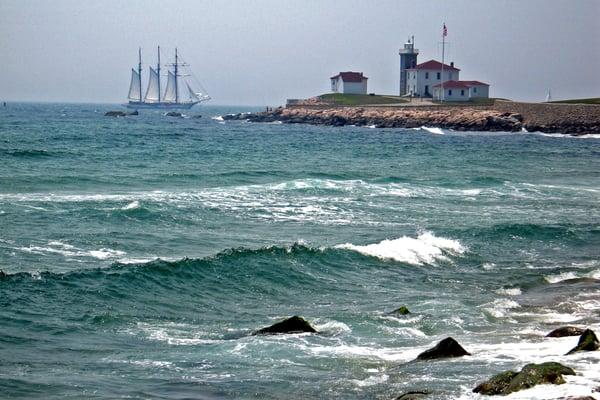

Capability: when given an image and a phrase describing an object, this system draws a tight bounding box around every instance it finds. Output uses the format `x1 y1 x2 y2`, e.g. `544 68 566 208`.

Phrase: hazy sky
1 0 598 105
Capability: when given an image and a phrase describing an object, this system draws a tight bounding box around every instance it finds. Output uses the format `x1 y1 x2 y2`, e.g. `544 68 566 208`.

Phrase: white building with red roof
330 72 368 95
405 59 489 101
432 80 489 102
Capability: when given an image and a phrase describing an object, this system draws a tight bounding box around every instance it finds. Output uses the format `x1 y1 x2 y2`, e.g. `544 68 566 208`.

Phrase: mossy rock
395 390 430 399
252 316 317 335
473 370 519 395
417 337 470 360
566 329 599 355
473 362 575 395
547 326 586 338
390 306 410 315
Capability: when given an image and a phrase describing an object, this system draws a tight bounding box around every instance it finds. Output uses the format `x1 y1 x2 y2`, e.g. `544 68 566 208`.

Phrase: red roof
432 80 470 89
432 80 489 89
460 80 489 86
330 71 368 82
407 59 460 71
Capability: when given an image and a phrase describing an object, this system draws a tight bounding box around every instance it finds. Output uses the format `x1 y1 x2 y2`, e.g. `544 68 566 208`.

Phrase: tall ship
126 46 210 109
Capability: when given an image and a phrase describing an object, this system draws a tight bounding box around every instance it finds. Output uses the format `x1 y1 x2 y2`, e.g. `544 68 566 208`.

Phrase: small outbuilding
330 72 368 94
432 80 490 102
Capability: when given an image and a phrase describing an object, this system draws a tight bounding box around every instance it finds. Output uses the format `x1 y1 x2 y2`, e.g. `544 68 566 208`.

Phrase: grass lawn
318 93 408 105
430 97 503 106
549 98 600 105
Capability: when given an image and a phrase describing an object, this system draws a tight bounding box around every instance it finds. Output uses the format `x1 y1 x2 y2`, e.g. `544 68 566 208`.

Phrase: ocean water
1 103 599 399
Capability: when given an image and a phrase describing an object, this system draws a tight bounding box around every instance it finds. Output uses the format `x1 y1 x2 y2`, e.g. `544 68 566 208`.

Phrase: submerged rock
165 111 183 117
559 397 596 400
547 326 586 338
0 270 7 279
252 316 317 335
104 110 137 117
395 390 430 399
104 110 128 117
416 337 470 360
390 306 411 315
566 329 599 355
473 362 575 395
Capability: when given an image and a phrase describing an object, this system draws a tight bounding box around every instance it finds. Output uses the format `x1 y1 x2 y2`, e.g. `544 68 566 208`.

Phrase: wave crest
335 232 465 265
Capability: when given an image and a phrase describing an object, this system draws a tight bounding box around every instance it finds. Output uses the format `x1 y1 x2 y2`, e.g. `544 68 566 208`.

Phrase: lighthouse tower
399 36 419 96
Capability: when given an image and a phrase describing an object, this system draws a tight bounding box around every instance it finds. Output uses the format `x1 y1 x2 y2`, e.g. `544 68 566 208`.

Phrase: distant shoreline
223 100 600 135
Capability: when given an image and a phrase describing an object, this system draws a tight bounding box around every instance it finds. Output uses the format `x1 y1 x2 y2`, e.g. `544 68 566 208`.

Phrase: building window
474 87 478 93
448 89 452 96
461 89 465 96
437 72 441 80
449 72 453 80
425 72 429 79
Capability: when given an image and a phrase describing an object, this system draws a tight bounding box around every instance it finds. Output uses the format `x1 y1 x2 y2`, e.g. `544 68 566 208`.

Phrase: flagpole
441 23 445 102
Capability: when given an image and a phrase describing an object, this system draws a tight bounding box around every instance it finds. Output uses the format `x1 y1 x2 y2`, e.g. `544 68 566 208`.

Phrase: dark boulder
165 111 183 117
485 115 521 131
473 370 519 396
252 316 317 336
559 397 596 400
416 337 470 360
129 110 139 115
547 326 586 338
330 115 348 127
104 110 128 117
390 306 410 315
395 390 430 399
566 329 599 355
473 362 575 395
0 270 7 279
193 114 202 118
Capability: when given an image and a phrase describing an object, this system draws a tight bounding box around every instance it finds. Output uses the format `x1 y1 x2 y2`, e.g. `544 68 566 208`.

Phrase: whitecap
495 287 522 296
211 115 224 121
312 319 351 335
350 373 389 387
482 298 520 318
336 231 465 266
482 262 496 270
127 322 221 346
88 248 126 260
18 241 126 260
544 271 579 284
421 126 444 135
122 200 140 210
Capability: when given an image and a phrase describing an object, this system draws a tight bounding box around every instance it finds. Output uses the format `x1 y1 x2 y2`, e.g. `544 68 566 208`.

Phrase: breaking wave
336 232 465 265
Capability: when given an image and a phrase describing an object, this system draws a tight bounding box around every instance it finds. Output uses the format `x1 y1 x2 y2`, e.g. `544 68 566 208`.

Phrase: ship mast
157 46 161 103
174 48 179 104
138 47 143 103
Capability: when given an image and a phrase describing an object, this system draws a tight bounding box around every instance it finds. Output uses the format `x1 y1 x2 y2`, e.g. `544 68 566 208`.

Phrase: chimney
450 61 454 68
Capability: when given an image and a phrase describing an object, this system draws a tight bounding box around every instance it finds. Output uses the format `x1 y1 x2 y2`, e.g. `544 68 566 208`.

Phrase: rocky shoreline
223 101 600 135
251 314 599 399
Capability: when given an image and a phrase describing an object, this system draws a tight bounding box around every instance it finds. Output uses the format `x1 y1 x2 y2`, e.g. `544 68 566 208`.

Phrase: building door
425 85 429 96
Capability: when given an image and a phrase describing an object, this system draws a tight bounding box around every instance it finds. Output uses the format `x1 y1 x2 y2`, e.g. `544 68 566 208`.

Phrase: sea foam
336 232 465 265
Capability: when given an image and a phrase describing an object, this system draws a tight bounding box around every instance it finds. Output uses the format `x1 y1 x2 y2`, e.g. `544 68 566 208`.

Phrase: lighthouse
399 36 419 96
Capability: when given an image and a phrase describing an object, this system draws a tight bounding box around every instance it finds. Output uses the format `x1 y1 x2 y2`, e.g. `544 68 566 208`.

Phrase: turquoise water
1 103 599 399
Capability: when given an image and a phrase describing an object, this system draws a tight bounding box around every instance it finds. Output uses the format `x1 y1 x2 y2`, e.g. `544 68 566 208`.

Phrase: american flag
443 24 448 37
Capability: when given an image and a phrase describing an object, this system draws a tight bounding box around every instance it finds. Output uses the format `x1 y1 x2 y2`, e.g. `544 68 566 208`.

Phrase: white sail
163 71 179 103
127 68 142 101
144 67 160 103
186 82 200 101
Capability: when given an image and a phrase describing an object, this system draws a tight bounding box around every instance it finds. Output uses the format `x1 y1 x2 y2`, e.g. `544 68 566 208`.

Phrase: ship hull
126 101 198 110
